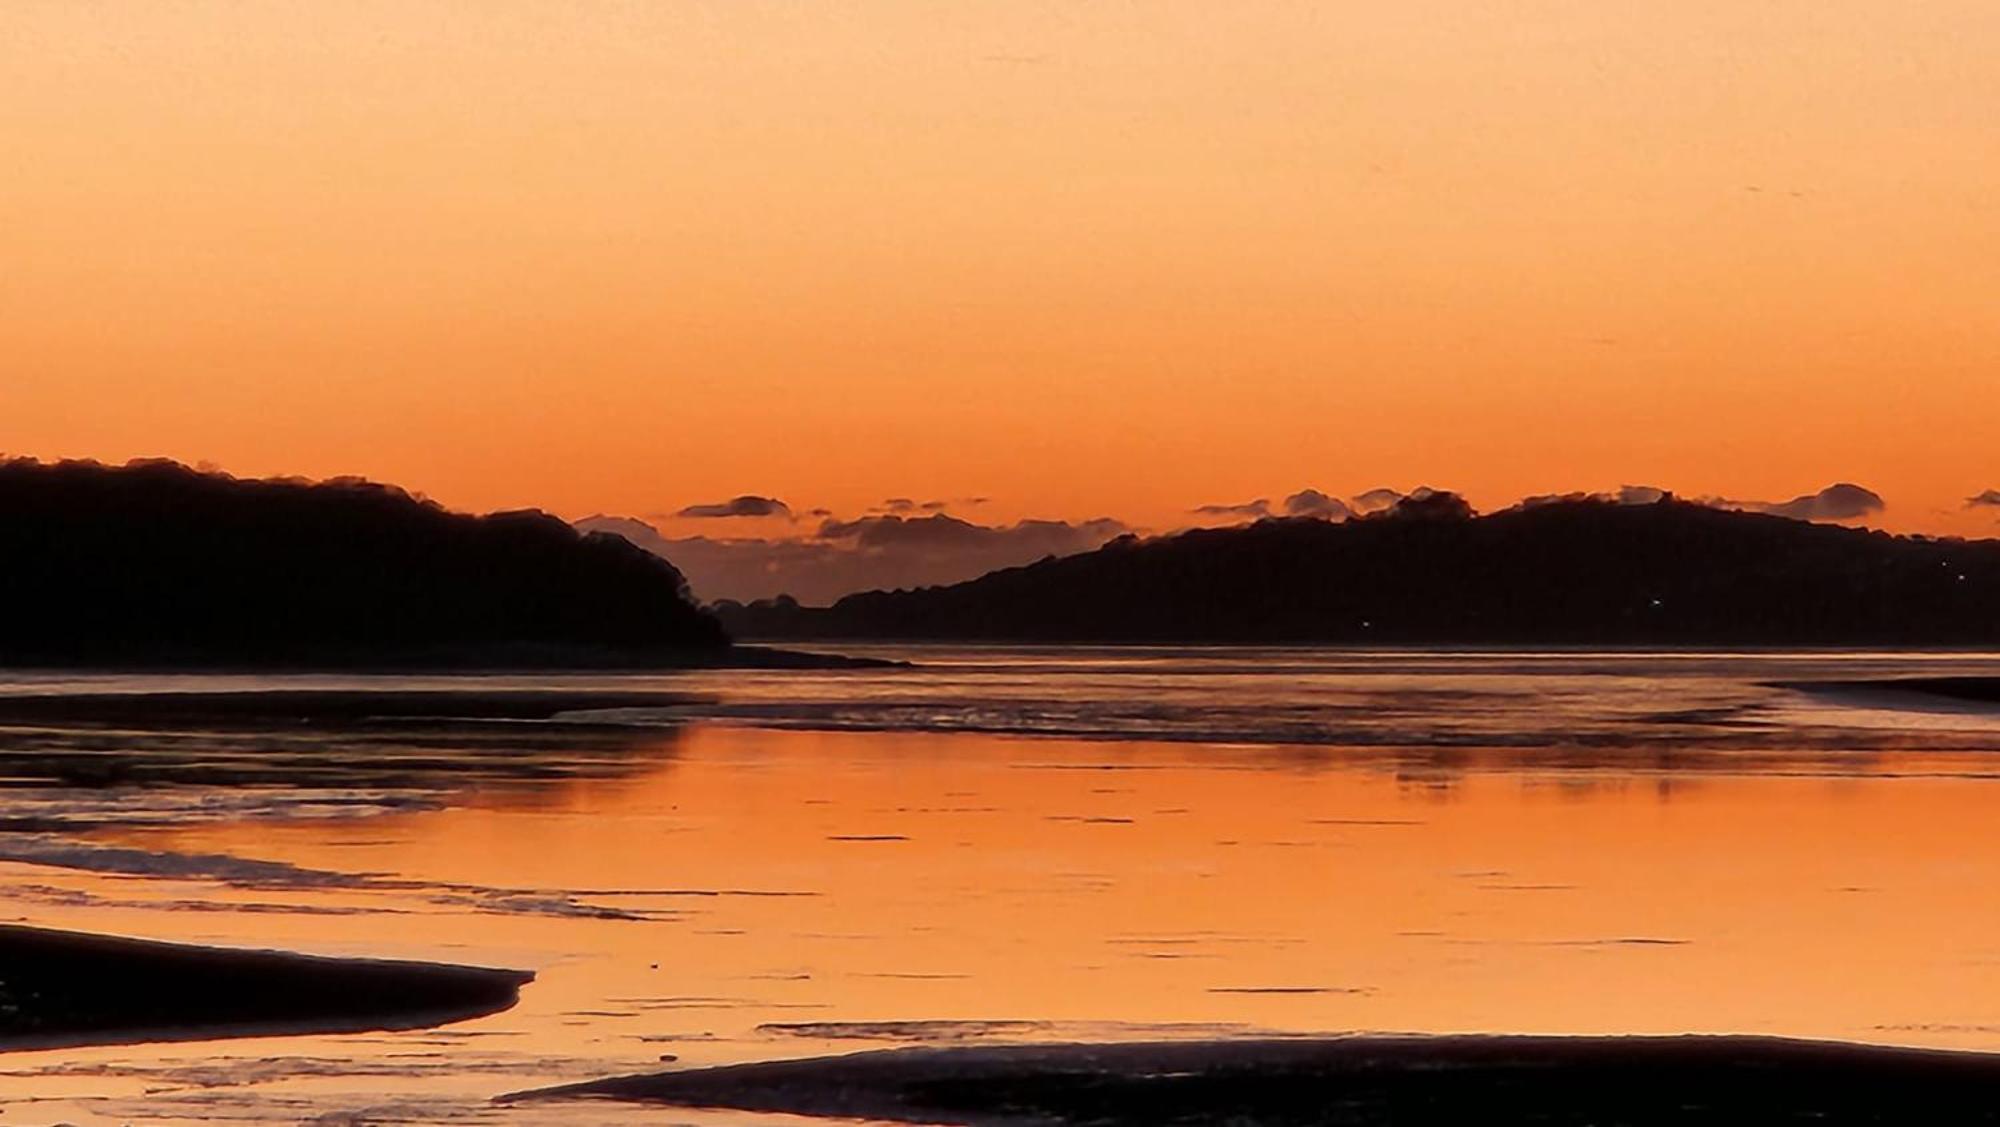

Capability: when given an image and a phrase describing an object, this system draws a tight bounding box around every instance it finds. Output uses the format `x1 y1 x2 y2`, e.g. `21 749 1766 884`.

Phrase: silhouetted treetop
0 458 727 665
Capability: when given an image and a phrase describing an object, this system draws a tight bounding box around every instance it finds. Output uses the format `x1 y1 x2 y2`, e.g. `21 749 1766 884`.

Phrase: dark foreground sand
0 923 530 1051
509 1035 2000 1125
1776 676 2000 707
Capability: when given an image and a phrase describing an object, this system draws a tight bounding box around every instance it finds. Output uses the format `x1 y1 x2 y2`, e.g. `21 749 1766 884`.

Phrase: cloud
1282 489 1352 520
877 497 971 515
815 514 1130 560
1967 490 2000 509
1517 491 1604 509
1350 488 1405 514
1518 485 1670 509
1203 487 1449 523
589 480 1889 605
1512 482 1874 522
577 512 1130 606
1710 482 1884 522
573 514 659 542
1355 487 1483 516
675 495 793 520
818 513 989 546
1770 482 1884 521
1192 499 1271 519
1384 488 1476 520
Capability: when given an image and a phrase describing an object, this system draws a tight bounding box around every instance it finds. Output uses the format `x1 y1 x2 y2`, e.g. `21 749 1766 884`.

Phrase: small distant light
1650 598 1663 607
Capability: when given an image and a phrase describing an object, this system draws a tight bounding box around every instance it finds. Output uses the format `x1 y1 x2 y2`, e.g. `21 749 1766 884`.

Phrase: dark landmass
724 644 905 669
510 1035 2000 1125
0 923 530 1051
0 458 729 667
0 688 703 728
1776 677 2000 706
719 495 2000 644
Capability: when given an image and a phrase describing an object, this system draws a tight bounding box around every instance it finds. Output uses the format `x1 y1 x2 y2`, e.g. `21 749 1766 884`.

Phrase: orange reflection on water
68 724 2000 1061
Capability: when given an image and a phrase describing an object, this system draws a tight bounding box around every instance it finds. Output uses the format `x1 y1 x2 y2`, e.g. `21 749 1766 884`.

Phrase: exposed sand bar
0 923 531 1051
1774 677 2000 707
511 1035 2000 1125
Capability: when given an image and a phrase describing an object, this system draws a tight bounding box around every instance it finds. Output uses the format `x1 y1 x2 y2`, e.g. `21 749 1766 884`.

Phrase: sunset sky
4 2 1996 535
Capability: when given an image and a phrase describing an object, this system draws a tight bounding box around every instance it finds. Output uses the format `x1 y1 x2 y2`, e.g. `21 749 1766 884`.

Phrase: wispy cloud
1282 489 1351 520
674 495 793 519
1707 483 1884 522
1192 499 1270 519
1350 488 1405 514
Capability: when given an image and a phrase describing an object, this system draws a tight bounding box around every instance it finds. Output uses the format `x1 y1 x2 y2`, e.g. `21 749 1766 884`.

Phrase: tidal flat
0 648 1996 1123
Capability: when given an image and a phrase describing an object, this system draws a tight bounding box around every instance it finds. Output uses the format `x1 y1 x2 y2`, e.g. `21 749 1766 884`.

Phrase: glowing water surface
0 648 1997 1123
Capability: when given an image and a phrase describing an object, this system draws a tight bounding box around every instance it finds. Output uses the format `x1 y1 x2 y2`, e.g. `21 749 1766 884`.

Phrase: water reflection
0 652 1994 1123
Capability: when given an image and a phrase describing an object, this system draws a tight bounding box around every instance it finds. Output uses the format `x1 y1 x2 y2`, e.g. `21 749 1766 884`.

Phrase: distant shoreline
509 1034 2000 1125
734 638 2000 653
0 923 530 1053
0 687 708 727
714 498 2000 646
0 642 897 675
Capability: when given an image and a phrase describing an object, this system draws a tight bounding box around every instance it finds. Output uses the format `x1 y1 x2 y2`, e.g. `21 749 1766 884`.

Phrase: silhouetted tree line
719 495 2000 644
0 459 726 665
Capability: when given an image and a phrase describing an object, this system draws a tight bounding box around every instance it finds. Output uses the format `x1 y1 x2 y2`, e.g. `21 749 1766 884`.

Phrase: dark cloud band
675 495 792 519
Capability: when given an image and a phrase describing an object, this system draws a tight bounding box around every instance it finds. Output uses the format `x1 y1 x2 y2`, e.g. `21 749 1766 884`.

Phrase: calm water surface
1 648 1997 1123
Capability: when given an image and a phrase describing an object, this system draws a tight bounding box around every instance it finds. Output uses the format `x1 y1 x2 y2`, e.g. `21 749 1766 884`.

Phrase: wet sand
513 1035 2000 1125
1775 676 2000 706
0 923 531 1051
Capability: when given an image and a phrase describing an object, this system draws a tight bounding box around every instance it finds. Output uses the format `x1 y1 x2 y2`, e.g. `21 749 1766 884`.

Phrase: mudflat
512 1035 2000 1125
1793 676 2000 705
0 923 531 1051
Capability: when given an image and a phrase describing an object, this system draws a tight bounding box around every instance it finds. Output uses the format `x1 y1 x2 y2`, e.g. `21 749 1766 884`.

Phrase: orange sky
3 2 1996 534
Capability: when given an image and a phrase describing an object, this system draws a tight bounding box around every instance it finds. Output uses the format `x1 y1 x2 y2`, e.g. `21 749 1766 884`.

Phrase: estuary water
0 647 1997 1123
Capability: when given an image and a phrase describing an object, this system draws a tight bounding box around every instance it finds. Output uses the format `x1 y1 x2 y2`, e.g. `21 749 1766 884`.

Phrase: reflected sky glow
0 649 1996 1123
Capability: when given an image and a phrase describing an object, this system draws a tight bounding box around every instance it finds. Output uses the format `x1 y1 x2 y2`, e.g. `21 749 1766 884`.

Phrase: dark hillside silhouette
718 495 2000 644
0 459 727 665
